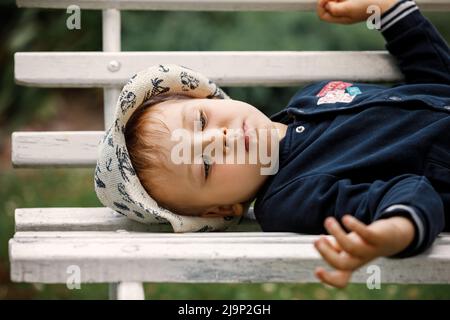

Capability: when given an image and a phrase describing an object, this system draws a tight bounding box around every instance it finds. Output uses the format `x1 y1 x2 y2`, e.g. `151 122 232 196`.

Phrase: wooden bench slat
17 0 316 11
11 230 450 244
15 51 403 87
14 207 261 232
12 131 102 168
17 0 450 11
9 231 450 284
10 231 345 242
13 231 362 242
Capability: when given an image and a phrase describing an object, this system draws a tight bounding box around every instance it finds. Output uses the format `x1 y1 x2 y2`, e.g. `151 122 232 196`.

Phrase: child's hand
317 0 399 24
314 214 415 288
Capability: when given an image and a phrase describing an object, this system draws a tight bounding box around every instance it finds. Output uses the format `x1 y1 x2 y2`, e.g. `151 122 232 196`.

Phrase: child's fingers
315 267 353 288
320 235 343 252
342 215 378 245
317 0 345 9
324 217 368 258
314 236 361 270
318 0 328 9
317 0 329 19
317 0 355 24
325 0 352 17
317 10 355 24
328 236 343 252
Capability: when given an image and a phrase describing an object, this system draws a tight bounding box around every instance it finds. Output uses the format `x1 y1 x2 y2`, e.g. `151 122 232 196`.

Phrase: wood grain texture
16 0 450 11
15 51 403 87
9 231 450 283
12 131 102 168
14 207 261 232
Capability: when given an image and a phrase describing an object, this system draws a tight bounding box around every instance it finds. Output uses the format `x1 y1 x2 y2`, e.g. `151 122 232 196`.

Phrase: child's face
147 98 286 217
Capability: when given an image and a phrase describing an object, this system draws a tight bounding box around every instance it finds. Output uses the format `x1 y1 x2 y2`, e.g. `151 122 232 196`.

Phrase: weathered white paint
16 0 450 11
14 207 261 232
109 282 145 300
11 230 450 243
9 231 450 284
102 9 121 52
102 8 121 128
15 207 169 232
9 231 342 241
12 131 103 167
15 51 404 87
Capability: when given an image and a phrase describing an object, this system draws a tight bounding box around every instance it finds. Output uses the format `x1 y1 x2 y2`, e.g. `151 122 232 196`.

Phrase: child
95 0 450 288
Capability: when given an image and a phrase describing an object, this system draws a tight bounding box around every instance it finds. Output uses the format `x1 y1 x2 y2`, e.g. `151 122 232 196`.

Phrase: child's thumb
325 1 351 17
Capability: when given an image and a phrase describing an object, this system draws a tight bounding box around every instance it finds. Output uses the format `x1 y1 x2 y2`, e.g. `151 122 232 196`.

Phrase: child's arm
312 175 445 287
317 0 450 84
256 174 445 288
310 175 445 288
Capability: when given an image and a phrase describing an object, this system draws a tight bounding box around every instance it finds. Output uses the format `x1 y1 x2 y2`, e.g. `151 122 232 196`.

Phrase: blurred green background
1 0 449 299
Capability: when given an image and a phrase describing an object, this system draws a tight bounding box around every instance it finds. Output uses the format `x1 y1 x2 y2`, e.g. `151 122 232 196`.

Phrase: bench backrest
12 0 450 206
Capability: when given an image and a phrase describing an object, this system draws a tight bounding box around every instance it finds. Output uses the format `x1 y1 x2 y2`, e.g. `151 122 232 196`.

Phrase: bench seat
9 208 450 284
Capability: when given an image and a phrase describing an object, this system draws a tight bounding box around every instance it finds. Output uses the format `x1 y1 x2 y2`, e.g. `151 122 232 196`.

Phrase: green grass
1 169 450 299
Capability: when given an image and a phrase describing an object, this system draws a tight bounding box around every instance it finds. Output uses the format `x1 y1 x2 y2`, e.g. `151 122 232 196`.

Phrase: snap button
388 96 402 101
295 126 305 133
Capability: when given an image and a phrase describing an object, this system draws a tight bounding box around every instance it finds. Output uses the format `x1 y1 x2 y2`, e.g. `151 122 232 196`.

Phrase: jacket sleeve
256 174 445 257
380 0 450 85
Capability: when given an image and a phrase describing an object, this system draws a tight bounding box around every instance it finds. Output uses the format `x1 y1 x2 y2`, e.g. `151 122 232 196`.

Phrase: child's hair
124 93 198 216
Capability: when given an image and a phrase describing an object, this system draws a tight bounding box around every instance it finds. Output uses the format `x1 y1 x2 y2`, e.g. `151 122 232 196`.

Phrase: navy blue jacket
254 0 450 258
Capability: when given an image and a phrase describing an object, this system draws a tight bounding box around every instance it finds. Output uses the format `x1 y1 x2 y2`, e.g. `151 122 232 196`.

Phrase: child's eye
199 110 207 130
202 155 211 179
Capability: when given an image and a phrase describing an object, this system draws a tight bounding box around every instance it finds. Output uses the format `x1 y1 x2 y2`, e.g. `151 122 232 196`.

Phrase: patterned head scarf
94 64 242 232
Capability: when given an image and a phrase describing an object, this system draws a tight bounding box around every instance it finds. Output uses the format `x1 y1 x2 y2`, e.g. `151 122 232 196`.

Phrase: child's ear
200 203 243 217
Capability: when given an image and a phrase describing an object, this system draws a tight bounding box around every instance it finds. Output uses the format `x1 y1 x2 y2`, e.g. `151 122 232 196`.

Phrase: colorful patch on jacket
346 86 362 96
317 81 352 97
316 81 362 105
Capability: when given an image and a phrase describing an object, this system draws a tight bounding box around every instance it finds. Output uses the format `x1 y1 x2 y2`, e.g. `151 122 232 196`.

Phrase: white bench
10 0 450 300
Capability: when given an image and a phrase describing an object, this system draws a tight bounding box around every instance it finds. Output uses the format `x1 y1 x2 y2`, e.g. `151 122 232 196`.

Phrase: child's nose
214 127 228 152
